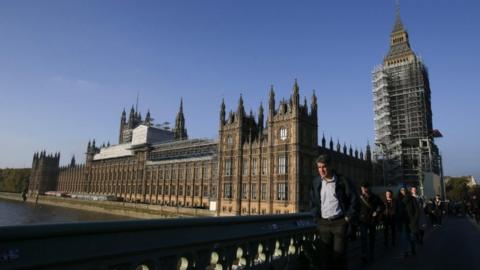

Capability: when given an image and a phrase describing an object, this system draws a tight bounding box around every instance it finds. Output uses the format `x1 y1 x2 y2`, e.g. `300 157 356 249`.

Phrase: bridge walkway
350 216 480 270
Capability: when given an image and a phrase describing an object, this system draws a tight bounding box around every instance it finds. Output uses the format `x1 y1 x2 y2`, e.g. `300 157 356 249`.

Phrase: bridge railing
0 213 318 270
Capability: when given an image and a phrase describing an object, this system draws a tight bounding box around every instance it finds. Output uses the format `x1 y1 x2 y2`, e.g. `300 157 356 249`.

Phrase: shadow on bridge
350 216 480 270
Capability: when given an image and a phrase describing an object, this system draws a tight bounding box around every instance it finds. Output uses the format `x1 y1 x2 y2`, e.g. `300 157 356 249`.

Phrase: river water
0 198 135 227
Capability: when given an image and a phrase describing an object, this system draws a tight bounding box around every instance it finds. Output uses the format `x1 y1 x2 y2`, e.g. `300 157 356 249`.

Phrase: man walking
431 195 444 226
310 154 359 270
410 186 427 245
358 182 383 262
383 189 396 248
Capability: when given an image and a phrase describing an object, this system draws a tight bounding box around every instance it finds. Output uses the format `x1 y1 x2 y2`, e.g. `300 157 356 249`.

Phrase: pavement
350 216 480 270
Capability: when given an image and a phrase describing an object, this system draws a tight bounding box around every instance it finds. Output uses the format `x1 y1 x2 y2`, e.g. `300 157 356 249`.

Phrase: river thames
0 198 135 226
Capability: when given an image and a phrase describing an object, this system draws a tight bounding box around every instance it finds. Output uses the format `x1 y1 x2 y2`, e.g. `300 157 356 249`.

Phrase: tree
0 168 30 193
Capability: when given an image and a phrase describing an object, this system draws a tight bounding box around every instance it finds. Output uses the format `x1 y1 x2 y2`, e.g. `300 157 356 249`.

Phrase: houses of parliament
29 80 380 216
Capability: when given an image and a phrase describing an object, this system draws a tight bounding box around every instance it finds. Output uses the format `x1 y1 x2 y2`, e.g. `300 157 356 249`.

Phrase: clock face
280 128 287 141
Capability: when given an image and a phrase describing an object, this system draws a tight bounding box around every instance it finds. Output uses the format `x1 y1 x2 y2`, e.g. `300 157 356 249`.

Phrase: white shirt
320 175 343 219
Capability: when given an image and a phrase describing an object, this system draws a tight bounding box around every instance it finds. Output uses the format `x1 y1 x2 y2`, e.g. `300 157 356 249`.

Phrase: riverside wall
0 192 216 219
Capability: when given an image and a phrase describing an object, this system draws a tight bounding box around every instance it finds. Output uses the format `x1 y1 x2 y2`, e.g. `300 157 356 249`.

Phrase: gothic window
241 183 248 199
171 185 176 195
279 127 288 141
252 158 258 175
178 185 183 196
224 183 232 199
203 185 209 197
194 185 200 196
261 158 268 175
187 185 192 196
251 183 257 199
261 183 267 200
277 183 288 201
225 159 232 176
242 160 249 176
227 135 233 145
278 155 288 175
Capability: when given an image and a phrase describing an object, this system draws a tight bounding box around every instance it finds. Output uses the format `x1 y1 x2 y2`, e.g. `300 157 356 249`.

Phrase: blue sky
0 0 478 180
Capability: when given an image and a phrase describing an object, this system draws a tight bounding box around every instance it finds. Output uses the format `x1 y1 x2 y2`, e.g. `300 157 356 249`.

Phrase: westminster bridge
1 213 479 270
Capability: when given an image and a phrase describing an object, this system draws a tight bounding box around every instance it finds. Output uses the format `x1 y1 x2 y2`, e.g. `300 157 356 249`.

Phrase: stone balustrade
0 213 318 270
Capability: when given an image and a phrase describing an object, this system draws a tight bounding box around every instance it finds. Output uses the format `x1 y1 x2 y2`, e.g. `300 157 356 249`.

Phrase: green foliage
446 177 470 202
0 168 31 193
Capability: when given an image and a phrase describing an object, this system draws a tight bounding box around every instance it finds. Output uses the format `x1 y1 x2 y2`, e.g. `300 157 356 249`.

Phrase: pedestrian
358 182 383 262
396 186 418 257
310 154 359 270
382 189 396 248
471 195 480 223
411 186 427 245
431 195 444 226
427 198 436 225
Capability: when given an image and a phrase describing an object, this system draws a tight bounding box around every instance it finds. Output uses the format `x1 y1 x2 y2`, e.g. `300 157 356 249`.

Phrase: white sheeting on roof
132 125 174 146
94 143 133 160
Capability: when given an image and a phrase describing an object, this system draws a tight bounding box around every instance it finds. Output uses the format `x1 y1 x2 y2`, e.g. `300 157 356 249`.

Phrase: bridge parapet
0 213 317 270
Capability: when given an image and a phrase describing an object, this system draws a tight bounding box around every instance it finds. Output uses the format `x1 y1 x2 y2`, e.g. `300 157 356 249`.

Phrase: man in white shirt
310 154 359 270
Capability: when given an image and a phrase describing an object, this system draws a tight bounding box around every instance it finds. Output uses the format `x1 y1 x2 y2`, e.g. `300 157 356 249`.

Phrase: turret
70 155 76 167
119 109 127 143
128 106 135 128
268 85 275 120
237 94 245 121
144 110 152 126
174 98 188 140
220 98 226 126
311 90 318 118
291 79 300 111
258 102 264 135
366 142 372 162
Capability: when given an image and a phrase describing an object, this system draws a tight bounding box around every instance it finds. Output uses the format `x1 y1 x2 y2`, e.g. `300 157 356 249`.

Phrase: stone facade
29 81 381 215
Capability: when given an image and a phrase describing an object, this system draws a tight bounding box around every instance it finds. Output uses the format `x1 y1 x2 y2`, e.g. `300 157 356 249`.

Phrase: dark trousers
359 222 376 260
415 229 424 245
398 223 416 255
317 218 348 270
383 218 396 247
436 214 443 225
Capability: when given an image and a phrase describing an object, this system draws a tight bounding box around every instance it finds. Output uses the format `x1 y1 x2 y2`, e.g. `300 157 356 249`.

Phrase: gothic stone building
29 81 380 216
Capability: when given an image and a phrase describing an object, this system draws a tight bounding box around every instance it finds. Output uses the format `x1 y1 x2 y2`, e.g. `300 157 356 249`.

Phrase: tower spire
174 98 188 140
268 85 275 120
393 0 404 32
384 0 414 65
220 98 226 126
